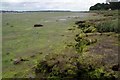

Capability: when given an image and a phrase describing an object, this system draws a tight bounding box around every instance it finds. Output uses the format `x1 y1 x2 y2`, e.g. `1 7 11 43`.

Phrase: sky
1 0 107 11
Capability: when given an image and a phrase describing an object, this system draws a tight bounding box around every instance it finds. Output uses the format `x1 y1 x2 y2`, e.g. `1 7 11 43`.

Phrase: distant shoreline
0 10 88 13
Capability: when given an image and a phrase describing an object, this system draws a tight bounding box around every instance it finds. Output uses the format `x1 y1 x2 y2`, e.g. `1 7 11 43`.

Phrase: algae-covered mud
2 10 119 79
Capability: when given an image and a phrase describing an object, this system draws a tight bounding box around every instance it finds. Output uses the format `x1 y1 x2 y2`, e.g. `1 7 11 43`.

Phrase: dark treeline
90 2 120 10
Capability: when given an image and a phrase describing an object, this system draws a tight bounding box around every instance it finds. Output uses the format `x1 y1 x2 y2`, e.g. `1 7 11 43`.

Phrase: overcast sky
1 0 106 11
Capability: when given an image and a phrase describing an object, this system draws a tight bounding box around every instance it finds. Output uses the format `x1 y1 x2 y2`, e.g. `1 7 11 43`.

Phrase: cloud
1 0 106 11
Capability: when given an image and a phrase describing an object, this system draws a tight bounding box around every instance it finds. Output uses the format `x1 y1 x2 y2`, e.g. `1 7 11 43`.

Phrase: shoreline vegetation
35 10 119 79
2 2 119 79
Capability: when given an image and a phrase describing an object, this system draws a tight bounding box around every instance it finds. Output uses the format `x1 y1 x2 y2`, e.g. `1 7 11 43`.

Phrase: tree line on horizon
89 2 120 10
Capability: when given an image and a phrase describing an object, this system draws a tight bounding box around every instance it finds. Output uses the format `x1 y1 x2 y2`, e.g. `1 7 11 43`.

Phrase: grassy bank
2 10 119 79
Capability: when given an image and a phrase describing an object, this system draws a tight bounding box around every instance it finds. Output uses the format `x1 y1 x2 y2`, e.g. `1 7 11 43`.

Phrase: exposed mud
89 34 118 66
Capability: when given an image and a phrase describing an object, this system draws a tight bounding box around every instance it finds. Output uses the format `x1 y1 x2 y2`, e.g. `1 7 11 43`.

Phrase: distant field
2 11 119 78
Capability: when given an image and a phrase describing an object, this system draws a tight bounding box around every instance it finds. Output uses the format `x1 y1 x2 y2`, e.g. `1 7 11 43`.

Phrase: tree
89 2 120 10
109 2 120 10
89 3 110 10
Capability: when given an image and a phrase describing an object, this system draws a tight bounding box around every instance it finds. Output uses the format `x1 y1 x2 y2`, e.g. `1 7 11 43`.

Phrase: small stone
13 58 21 65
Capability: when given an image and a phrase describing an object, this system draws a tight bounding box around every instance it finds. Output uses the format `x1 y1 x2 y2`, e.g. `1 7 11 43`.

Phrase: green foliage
75 41 86 53
88 68 104 79
74 21 97 53
35 53 116 79
88 68 116 80
90 3 110 10
74 33 97 53
35 53 79 78
83 26 96 33
109 2 120 10
74 33 87 53
96 20 119 33
76 21 97 33
90 2 120 10
76 13 119 33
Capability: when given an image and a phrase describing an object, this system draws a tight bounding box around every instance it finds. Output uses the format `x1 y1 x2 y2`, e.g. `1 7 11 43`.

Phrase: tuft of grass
96 19 119 33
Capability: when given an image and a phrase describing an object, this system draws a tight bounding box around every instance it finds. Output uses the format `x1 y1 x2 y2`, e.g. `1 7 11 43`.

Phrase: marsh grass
96 19 119 33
